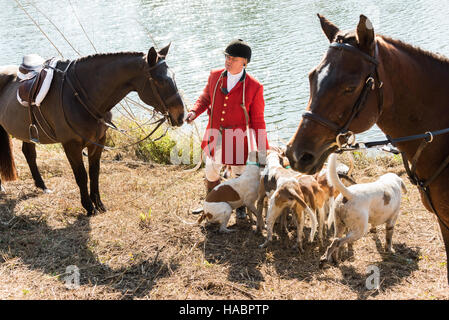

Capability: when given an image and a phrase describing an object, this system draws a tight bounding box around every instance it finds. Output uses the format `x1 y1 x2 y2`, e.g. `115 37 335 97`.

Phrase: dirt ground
0 140 448 300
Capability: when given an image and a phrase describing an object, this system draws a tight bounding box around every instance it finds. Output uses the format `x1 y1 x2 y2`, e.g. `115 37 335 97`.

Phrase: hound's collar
246 161 260 167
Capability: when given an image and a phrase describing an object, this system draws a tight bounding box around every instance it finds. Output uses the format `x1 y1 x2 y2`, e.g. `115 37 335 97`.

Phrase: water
2 0 449 145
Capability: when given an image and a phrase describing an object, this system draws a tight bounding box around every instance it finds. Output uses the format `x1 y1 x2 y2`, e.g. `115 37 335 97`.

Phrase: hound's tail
0 125 17 182
327 153 352 200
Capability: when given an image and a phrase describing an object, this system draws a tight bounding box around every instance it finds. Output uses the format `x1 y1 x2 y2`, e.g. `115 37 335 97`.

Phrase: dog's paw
292 242 304 254
319 257 328 269
385 246 395 254
259 241 270 249
219 227 235 233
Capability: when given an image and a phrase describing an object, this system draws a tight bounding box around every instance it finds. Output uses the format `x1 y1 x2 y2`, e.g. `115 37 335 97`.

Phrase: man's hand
186 111 196 124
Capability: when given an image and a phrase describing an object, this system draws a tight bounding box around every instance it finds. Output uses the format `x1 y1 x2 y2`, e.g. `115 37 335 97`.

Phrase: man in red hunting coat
186 39 268 219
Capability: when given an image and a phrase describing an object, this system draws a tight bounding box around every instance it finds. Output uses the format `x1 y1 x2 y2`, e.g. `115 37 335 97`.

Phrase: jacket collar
223 68 246 82
221 69 246 95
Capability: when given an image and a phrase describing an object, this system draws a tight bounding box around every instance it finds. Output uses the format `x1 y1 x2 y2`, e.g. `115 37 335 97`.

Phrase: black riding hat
224 39 251 63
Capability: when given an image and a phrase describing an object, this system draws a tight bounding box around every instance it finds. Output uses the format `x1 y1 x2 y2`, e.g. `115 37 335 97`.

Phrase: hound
320 153 407 267
196 151 262 233
258 149 320 251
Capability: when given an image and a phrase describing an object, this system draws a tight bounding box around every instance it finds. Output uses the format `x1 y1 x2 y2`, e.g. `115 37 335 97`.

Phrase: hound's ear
318 14 340 43
356 15 375 53
158 42 171 58
197 213 206 223
147 47 158 66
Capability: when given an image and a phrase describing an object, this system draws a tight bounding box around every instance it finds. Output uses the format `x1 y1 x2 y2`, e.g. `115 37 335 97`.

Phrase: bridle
302 41 384 147
144 58 183 126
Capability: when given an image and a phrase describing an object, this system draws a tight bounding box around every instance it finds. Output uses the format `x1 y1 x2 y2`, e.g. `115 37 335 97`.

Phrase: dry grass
0 140 448 300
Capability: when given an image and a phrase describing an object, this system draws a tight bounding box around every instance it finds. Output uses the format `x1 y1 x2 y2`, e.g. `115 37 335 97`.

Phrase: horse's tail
0 125 17 181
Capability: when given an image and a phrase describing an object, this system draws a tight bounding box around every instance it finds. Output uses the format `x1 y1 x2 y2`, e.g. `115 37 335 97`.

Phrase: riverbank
0 139 448 299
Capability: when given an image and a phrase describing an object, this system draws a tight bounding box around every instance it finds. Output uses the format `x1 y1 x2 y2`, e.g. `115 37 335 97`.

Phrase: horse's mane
75 51 144 63
380 35 449 70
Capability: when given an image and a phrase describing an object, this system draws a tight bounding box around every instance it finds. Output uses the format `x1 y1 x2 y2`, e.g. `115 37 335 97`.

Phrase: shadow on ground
200 215 420 299
0 191 177 299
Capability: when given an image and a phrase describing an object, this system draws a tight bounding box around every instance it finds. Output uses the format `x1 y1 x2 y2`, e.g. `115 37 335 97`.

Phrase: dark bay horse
286 14 449 283
0 44 185 215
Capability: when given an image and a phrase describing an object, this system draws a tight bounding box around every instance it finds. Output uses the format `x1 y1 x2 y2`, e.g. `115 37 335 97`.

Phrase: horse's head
138 43 185 126
286 14 384 174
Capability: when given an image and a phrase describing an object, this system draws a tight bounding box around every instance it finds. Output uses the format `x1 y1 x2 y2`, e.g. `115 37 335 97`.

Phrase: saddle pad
16 58 58 107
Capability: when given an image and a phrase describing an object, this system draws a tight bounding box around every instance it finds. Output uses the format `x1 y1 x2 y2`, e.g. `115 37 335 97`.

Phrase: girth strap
399 143 449 231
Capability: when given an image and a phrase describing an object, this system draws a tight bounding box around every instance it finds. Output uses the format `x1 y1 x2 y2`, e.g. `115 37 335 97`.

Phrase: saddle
16 54 58 143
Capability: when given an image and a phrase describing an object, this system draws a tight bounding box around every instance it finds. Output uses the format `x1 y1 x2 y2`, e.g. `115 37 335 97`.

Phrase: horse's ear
147 47 158 66
356 15 375 53
158 42 171 58
317 14 339 43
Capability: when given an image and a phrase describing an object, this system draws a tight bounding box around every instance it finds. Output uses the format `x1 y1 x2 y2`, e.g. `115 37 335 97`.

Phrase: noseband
302 41 384 146
146 59 182 123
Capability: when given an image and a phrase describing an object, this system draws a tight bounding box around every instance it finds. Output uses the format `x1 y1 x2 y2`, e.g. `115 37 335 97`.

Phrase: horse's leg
438 219 449 285
22 142 51 193
62 140 97 216
0 177 4 194
87 137 106 212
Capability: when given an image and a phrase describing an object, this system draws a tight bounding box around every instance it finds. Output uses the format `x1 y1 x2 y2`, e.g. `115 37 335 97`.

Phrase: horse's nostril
299 152 315 166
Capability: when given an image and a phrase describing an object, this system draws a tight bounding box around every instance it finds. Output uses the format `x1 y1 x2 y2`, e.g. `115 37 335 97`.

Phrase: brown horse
286 14 449 283
0 44 185 215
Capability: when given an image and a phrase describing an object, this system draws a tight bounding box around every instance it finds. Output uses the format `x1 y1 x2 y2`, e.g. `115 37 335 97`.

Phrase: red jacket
192 68 269 165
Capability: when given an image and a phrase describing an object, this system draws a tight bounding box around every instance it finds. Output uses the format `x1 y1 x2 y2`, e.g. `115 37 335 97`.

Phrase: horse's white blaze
316 63 330 93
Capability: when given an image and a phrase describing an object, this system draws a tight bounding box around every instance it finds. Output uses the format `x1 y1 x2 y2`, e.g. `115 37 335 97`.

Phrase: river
1 0 449 145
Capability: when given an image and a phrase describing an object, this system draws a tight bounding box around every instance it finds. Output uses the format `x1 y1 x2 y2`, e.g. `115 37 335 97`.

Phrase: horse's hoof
96 202 107 213
43 189 53 194
87 208 99 216
0 185 6 194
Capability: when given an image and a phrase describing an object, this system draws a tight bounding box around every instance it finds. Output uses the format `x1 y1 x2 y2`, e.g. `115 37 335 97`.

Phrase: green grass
106 116 202 165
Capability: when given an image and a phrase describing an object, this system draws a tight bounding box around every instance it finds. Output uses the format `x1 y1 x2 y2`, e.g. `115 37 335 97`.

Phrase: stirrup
29 124 40 144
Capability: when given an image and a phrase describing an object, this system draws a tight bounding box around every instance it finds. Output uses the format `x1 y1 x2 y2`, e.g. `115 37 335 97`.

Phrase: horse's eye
344 86 356 94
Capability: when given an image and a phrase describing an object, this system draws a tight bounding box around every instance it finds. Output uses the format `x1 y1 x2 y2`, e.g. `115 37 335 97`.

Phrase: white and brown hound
320 153 407 267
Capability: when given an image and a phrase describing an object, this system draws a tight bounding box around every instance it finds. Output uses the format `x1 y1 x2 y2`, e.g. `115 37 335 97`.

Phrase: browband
329 42 378 66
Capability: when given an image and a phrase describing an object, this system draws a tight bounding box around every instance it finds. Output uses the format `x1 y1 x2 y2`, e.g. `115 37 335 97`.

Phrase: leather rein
303 41 449 231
